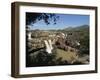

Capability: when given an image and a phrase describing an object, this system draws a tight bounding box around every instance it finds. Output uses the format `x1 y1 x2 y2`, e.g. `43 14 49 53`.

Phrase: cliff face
27 29 80 50
26 25 89 67
27 30 57 50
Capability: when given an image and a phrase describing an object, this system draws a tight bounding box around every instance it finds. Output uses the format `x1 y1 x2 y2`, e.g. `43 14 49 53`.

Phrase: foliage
26 13 59 25
79 31 89 54
26 49 56 67
26 12 89 66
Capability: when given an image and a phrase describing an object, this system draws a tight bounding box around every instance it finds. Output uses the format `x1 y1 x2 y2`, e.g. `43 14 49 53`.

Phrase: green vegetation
26 25 89 67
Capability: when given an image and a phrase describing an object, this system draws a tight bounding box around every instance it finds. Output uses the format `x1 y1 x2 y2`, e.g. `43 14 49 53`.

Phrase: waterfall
44 39 53 54
48 39 53 50
28 32 32 40
76 41 80 46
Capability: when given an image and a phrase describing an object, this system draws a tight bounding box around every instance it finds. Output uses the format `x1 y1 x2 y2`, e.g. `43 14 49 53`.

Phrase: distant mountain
64 27 73 31
63 25 89 31
73 25 89 31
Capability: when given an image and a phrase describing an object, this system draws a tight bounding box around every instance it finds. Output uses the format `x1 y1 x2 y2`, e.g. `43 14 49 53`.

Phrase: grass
54 48 78 64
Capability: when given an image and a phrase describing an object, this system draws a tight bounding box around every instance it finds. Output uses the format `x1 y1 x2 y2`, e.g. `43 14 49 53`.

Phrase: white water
76 41 80 46
44 40 53 54
48 39 53 50
28 32 32 40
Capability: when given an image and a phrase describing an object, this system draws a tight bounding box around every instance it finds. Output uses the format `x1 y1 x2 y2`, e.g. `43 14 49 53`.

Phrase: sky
27 13 89 30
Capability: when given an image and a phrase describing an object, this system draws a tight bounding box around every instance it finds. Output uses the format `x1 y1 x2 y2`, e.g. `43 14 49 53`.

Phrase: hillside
63 25 89 31
26 24 90 67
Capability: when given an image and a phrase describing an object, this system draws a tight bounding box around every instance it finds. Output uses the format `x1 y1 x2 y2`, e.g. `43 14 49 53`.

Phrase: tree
79 31 89 54
26 12 59 67
26 12 59 25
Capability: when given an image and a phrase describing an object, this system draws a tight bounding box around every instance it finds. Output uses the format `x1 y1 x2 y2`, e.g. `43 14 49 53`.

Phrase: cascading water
44 39 53 54
48 39 53 50
28 32 32 40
